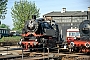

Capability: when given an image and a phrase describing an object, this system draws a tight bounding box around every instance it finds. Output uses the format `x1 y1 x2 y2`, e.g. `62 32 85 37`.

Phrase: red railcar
66 28 80 45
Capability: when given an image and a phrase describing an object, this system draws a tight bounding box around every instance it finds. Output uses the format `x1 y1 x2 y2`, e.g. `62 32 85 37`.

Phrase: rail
0 45 65 60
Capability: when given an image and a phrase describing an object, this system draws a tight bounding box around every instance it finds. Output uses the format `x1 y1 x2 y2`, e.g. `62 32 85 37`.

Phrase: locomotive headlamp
33 42 37 45
35 39 37 41
74 36 76 39
68 38 69 40
70 42 74 47
18 39 23 45
85 42 90 48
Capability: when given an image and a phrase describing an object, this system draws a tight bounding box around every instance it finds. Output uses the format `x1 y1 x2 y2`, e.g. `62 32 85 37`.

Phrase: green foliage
0 0 8 19
11 0 40 31
0 36 21 42
0 23 10 29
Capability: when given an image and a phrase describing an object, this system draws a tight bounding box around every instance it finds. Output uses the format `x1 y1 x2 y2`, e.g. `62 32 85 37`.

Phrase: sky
1 0 90 29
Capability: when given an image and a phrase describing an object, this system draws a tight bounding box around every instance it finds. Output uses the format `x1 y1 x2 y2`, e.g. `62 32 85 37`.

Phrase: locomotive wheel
74 47 79 52
69 47 80 53
69 48 74 53
68 45 74 53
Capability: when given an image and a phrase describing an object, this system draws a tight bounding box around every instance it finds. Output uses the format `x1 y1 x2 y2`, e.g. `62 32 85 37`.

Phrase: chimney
88 7 90 11
32 15 36 19
61 8 66 13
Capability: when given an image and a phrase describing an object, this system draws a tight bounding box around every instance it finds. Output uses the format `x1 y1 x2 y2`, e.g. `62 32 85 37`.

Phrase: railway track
0 46 90 60
27 52 90 60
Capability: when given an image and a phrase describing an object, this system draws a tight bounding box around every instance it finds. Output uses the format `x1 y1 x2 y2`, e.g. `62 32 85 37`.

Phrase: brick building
43 7 90 40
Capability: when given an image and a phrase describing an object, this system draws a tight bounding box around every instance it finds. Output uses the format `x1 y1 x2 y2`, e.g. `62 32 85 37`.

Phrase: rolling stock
19 15 60 50
67 20 90 53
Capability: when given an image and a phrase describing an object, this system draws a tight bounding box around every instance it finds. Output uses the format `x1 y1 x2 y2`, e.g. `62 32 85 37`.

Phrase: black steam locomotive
79 20 90 40
19 15 60 50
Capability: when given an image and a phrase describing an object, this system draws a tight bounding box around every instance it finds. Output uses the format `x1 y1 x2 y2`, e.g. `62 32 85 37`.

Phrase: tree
11 0 40 31
0 24 10 29
0 0 8 19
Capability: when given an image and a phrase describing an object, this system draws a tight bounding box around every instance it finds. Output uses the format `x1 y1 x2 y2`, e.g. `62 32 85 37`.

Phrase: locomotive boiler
19 15 60 50
68 20 90 53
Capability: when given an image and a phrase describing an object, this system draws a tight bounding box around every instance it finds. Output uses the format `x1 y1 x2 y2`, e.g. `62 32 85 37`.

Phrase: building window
61 17 71 23
52 16 87 23
72 16 87 22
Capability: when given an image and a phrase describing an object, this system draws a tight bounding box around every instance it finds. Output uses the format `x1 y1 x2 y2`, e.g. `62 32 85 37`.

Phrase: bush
0 36 21 46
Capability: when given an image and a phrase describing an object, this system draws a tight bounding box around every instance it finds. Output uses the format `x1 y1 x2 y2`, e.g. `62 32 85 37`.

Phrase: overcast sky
1 0 90 29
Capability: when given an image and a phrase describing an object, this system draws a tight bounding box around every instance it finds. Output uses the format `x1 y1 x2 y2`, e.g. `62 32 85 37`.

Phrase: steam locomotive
19 15 60 50
68 20 90 53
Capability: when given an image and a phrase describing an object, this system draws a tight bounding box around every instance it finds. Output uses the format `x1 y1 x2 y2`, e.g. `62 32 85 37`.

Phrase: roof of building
43 11 88 17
